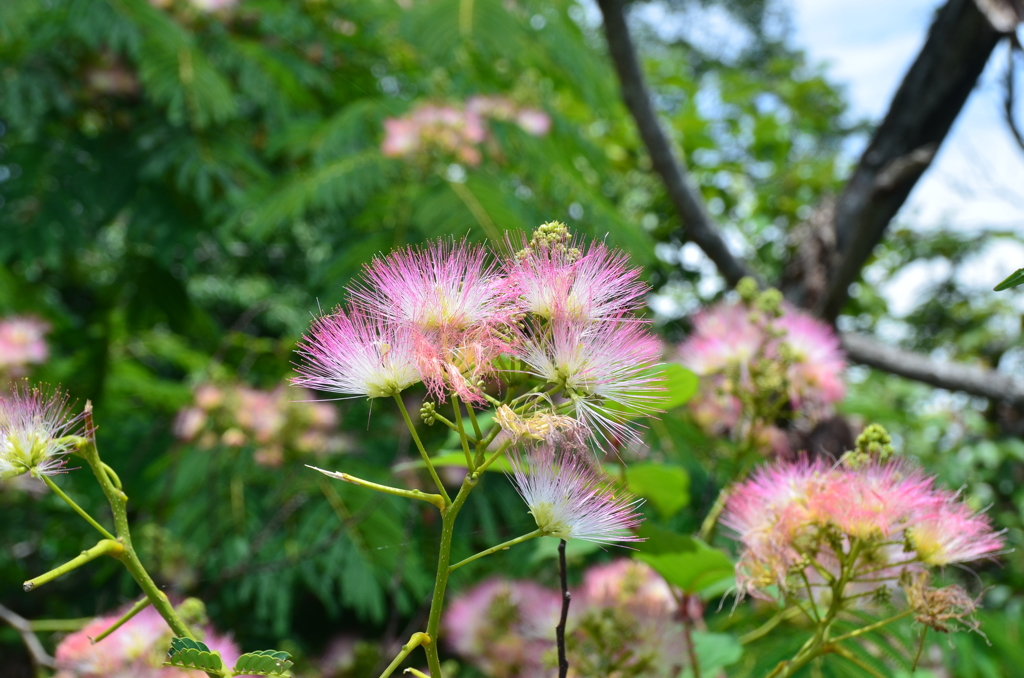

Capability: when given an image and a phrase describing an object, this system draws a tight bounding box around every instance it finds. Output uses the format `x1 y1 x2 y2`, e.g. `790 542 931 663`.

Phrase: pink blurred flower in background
381 96 551 165
173 381 347 466
0 316 50 378
676 300 845 445
54 606 242 678
444 578 560 678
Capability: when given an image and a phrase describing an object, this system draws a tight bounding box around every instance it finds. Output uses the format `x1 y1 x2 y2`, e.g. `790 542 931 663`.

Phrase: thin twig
556 539 571 678
0 603 56 669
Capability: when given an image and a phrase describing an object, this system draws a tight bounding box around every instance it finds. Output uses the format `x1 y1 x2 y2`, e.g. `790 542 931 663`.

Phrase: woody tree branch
596 0 1024 405
821 0 1003 320
595 0 752 287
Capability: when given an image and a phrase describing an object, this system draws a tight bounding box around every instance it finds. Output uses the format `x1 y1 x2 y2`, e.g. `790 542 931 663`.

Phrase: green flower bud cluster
420 402 437 426
842 424 895 468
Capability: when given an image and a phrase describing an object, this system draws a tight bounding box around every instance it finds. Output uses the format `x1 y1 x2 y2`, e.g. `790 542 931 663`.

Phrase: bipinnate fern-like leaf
165 637 225 673
232 649 294 676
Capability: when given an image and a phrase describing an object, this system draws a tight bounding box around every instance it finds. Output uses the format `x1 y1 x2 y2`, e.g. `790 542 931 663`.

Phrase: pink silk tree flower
0 384 83 480
721 458 830 595
505 235 648 323
352 238 511 334
722 456 1006 600
516 317 663 445
508 443 643 545
814 460 934 541
292 308 421 399
350 238 515 403
775 311 846 408
906 497 1004 566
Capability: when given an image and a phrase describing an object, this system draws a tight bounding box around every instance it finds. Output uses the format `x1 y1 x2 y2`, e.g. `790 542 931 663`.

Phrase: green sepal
165 637 225 673
232 649 294 676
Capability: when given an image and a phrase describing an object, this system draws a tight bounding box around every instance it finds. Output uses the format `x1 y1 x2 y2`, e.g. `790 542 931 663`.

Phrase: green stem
465 405 483 441
476 440 513 473
697 487 730 542
41 476 115 540
91 596 152 643
911 628 927 671
23 539 123 591
430 412 476 441
740 607 802 645
424 475 478 678
395 395 452 506
828 644 887 678
451 395 475 472
307 465 446 510
79 402 197 643
448 530 542 572
100 462 122 490
828 610 913 644
377 632 431 678
30 618 92 633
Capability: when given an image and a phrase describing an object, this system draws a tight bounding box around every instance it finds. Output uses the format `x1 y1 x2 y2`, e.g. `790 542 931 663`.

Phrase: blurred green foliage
2 0 1024 675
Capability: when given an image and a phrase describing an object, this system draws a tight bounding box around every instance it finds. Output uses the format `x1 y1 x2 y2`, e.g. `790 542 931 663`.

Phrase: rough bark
841 333 1024 406
821 0 1002 320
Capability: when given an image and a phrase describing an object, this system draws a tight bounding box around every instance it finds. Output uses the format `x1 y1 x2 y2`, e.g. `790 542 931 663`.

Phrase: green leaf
625 463 690 518
994 268 1024 291
662 364 700 410
680 632 743 678
603 364 699 419
165 637 225 673
233 649 294 676
634 525 734 595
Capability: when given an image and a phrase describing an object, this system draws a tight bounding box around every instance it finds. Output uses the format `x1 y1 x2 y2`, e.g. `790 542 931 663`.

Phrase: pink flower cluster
54 605 241 678
294 228 662 449
444 560 683 677
677 300 845 445
173 382 344 467
295 226 656 545
0 315 50 379
381 96 551 166
721 457 1004 600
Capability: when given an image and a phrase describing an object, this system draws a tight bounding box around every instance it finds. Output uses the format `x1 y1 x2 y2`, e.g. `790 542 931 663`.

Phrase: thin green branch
41 476 115 540
465 405 483 441
448 530 542 572
308 465 446 510
827 644 888 678
739 606 803 645
912 628 927 671
378 632 431 678
476 439 513 473
91 596 152 644
451 395 475 472
394 395 452 506
23 539 124 591
828 609 913 644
